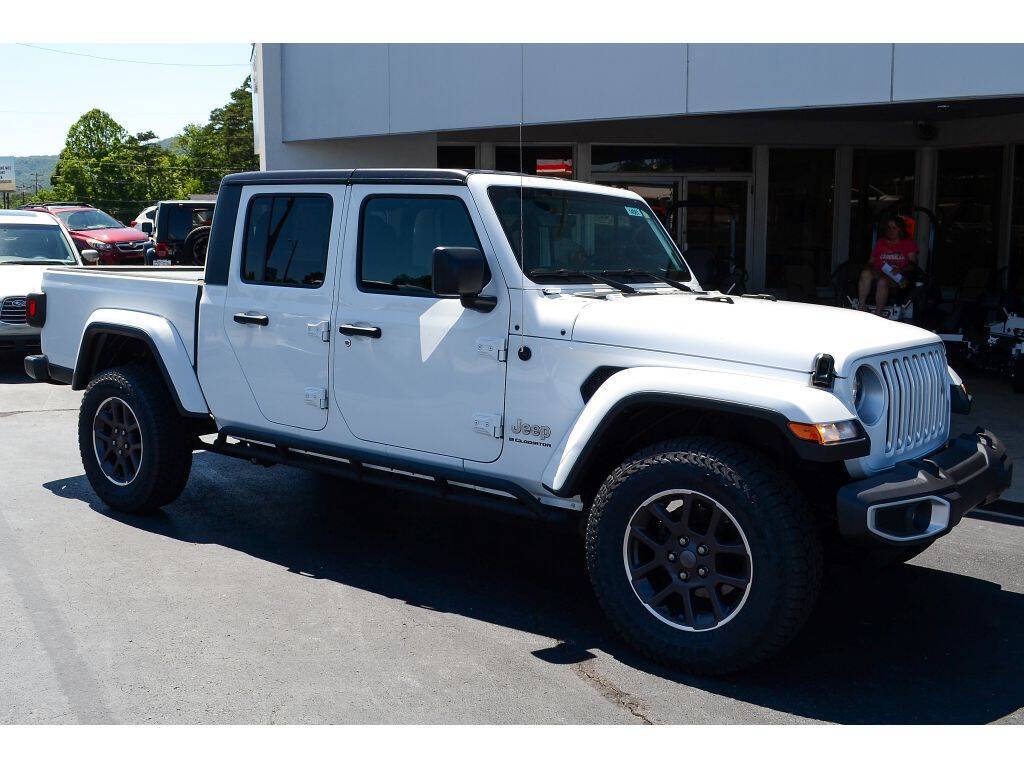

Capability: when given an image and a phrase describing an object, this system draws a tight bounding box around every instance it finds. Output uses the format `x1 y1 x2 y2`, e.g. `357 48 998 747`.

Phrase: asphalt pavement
1 352 1022 724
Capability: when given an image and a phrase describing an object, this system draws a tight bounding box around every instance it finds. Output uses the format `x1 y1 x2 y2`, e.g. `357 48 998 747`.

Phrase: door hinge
307 320 331 342
476 336 507 362
305 387 328 409
473 413 503 439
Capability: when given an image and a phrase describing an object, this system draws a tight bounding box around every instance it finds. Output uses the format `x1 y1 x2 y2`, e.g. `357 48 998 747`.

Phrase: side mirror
432 246 495 311
140 221 153 235
80 249 100 264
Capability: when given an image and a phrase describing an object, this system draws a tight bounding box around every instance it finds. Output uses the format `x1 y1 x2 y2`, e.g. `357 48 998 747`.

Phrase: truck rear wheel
78 365 192 514
585 437 822 675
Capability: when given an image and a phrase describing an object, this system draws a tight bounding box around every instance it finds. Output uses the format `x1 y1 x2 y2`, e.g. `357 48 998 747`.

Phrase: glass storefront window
849 149 917 268
591 146 752 174
934 147 1003 294
765 149 835 299
495 145 574 177
437 145 477 169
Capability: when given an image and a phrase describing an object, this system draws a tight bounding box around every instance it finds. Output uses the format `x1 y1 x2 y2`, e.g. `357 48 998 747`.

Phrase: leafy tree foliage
6 79 258 220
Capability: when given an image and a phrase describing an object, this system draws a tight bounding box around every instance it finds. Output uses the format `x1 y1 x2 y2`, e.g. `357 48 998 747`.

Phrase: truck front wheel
585 437 822 675
78 365 193 514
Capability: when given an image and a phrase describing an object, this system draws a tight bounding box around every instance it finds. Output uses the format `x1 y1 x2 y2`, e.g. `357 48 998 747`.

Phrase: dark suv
20 203 151 265
151 200 215 265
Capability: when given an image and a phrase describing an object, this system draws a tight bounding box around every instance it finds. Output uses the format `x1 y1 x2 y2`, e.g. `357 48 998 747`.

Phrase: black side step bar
199 430 566 524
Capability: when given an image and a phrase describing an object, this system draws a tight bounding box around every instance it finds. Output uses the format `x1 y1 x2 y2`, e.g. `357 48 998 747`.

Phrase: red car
20 203 151 265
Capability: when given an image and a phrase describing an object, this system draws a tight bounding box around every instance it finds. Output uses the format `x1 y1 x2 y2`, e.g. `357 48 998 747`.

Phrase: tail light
26 292 46 327
155 242 168 260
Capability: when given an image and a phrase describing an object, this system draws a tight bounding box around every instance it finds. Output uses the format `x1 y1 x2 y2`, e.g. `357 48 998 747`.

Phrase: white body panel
80 307 209 416
221 184 345 431
332 184 510 463
541 366 858 494
36 172 956 506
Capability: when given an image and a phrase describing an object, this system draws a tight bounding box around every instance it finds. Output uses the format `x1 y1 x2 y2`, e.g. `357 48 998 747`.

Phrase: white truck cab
24 169 1013 674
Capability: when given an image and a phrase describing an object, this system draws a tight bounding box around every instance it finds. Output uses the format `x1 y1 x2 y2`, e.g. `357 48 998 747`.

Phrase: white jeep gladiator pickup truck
24 169 1012 674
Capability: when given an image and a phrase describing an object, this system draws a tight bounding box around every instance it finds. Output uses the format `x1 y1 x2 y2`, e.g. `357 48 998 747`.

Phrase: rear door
222 185 343 431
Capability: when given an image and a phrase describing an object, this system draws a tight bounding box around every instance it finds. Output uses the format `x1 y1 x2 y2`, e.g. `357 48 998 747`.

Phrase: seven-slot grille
115 240 148 254
878 348 948 457
1 296 28 325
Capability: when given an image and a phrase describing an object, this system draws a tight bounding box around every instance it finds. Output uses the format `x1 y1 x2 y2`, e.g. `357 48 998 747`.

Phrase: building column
575 143 591 182
479 142 496 170
915 147 938 270
832 147 853 272
750 145 770 292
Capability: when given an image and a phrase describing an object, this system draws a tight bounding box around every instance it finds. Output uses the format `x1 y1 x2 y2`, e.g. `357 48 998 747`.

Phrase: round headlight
853 365 885 426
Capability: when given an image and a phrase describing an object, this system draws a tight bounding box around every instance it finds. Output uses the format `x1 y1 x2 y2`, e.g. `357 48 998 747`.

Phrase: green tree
20 78 258 216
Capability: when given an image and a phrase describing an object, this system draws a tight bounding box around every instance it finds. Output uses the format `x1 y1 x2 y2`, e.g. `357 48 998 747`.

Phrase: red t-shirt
871 238 918 272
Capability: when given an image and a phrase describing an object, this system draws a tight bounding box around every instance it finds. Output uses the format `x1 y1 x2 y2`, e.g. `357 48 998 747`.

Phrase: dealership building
252 43 1024 297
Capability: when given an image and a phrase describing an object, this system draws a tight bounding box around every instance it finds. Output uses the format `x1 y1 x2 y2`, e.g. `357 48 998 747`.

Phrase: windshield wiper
598 269 694 292
525 268 637 295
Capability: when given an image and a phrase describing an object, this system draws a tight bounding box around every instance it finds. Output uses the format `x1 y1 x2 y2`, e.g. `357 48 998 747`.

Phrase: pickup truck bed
40 266 203 378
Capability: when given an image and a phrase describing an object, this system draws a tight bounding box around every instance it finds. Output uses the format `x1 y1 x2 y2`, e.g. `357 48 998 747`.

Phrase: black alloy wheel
624 489 752 631
92 396 143 486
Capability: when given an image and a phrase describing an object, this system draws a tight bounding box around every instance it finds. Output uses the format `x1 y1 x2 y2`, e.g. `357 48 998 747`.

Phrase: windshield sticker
625 206 644 217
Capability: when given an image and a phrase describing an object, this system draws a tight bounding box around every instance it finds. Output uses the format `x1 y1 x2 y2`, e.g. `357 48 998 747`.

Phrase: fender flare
72 309 210 418
542 366 866 498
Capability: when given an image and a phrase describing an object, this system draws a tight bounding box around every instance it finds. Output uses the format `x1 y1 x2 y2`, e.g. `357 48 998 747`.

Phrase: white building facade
253 43 1024 296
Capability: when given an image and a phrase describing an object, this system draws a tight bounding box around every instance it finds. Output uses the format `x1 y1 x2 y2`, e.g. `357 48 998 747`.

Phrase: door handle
234 312 269 326
338 323 382 339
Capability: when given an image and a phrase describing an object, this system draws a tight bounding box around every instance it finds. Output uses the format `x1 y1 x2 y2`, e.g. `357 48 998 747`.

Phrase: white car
0 209 83 353
23 169 1012 674
130 205 157 237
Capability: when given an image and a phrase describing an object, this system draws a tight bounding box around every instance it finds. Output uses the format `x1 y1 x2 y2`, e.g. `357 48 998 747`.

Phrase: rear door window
241 194 333 288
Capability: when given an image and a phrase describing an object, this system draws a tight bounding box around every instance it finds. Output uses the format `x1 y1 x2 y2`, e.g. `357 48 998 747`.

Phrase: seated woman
858 214 918 315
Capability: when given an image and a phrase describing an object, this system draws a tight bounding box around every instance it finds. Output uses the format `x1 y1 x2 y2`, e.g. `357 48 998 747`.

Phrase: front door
333 186 509 463
223 186 342 431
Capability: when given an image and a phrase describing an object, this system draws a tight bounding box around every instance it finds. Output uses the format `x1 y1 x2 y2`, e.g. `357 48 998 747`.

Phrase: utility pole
32 173 42 194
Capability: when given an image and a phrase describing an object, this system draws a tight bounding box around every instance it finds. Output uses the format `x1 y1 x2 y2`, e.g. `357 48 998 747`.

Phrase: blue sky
1 44 252 156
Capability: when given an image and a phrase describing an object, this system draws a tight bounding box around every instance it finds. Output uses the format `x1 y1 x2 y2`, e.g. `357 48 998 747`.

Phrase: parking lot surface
1 353 1022 724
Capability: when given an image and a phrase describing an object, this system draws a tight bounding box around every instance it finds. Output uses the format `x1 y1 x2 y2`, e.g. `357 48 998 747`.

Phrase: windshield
57 209 121 231
0 224 78 264
488 186 691 283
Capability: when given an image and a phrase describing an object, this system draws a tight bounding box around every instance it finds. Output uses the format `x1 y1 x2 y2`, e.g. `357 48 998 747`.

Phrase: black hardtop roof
220 168 543 188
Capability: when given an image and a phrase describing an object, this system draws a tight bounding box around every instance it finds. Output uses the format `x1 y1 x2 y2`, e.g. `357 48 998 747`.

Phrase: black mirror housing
433 246 488 298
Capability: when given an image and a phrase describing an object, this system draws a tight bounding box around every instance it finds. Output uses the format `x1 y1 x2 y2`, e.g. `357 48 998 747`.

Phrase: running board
198 430 565 524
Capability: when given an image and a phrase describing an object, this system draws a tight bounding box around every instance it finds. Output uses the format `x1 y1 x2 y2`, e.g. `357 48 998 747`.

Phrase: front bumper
837 429 1013 546
0 327 40 351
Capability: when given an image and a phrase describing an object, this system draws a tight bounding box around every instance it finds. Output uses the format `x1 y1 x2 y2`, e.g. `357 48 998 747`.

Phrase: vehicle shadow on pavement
45 451 1024 724
0 354 36 385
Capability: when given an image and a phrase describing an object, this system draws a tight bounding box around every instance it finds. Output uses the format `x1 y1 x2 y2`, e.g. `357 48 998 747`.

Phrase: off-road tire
181 225 211 266
585 437 822 675
78 365 192 514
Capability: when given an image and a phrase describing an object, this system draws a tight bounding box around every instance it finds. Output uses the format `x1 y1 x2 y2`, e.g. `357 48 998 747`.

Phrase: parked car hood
71 227 149 243
0 263 61 296
569 292 941 377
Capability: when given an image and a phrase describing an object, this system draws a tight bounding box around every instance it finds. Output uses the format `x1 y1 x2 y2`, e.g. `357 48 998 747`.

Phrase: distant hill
0 155 58 193
158 136 182 153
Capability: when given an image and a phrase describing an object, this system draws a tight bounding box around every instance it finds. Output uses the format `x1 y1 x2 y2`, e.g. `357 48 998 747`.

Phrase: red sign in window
535 159 573 177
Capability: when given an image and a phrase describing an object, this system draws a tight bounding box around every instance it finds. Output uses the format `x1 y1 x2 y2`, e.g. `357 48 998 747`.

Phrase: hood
570 292 941 377
73 227 149 243
0 264 52 296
